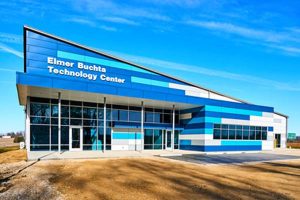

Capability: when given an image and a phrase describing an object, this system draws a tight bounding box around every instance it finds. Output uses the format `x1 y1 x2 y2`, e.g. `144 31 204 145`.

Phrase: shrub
13 136 25 143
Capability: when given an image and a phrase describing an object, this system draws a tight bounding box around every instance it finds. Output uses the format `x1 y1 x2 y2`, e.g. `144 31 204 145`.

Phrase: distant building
1 136 12 139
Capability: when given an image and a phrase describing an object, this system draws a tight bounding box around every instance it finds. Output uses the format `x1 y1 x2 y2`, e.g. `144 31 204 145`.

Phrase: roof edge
24 25 273 107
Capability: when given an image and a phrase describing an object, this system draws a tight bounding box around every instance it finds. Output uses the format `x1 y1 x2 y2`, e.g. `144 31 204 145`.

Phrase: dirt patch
1 157 299 200
0 150 27 164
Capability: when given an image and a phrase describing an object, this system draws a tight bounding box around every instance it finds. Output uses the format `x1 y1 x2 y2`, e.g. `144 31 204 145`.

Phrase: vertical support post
141 101 144 152
25 96 30 152
103 97 106 152
172 105 175 151
58 92 61 153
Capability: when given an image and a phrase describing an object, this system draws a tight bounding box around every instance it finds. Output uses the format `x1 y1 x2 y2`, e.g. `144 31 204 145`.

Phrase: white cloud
101 17 139 26
186 20 293 43
65 18 96 27
0 43 23 58
99 25 117 32
0 32 22 44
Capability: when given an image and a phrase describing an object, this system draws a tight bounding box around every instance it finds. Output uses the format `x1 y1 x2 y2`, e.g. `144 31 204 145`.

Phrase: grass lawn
1 157 299 200
0 146 20 153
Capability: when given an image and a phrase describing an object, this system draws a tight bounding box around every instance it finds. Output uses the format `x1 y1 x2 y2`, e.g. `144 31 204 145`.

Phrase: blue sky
0 0 299 135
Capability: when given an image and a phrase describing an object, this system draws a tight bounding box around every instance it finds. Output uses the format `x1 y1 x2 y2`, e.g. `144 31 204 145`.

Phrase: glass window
84 119 97 126
144 129 153 149
61 106 69 118
106 128 111 150
153 130 162 149
229 130 235 139
70 107 82 118
214 124 221 129
236 130 242 139
221 129 228 139
174 130 179 149
83 107 97 119
61 126 69 150
250 130 255 140
111 110 119 121
243 130 249 140
262 131 267 140
51 105 58 117
30 125 50 150
51 126 58 150
119 110 128 121
222 124 228 129
229 125 235 129
98 127 104 150
30 103 50 117
213 129 221 139
70 119 82 125
163 114 171 123
98 108 104 119
30 117 50 124
256 131 262 140
83 127 97 146
145 112 154 123
153 113 162 123
129 111 141 122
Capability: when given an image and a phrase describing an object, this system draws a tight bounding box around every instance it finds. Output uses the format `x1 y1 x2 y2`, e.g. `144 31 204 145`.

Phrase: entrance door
165 130 172 150
69 126 83 151
275 134 281 148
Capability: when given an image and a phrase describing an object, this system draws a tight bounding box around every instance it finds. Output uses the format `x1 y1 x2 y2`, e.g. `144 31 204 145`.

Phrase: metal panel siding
205 105 262 116
180 145 262 151
112 132 142 139
221 140 262 146
22 29 274 114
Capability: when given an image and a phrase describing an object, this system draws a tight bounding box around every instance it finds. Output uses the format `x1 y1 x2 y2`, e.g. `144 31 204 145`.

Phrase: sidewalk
27 150 203 161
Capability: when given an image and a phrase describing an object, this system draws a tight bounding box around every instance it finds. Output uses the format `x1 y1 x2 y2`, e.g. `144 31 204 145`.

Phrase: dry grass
1 157 299 200
0 149 27 164
287 142 300 149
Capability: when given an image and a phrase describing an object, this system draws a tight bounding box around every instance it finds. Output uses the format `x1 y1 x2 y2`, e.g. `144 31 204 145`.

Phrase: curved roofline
23 25 286 117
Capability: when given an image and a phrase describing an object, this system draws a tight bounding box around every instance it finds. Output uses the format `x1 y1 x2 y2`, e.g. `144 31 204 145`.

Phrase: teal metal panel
205 105 263 116
221 140 262 146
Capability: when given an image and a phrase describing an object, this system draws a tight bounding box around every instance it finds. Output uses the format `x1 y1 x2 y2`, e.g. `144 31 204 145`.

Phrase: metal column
25 96 30 152
172 105 175 151
141 101 144 151
103 97 106 152
58 92 61 153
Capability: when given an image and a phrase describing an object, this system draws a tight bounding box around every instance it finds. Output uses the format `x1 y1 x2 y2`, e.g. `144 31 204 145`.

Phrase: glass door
69 126 83 151
165 130 172 150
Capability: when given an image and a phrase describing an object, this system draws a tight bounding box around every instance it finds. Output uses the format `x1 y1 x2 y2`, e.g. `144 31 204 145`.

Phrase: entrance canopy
17 84 199 111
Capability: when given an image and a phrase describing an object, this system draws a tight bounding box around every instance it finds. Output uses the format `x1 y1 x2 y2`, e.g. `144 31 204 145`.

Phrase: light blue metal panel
221 140 262 146
205 105 262 116
113 132 142 139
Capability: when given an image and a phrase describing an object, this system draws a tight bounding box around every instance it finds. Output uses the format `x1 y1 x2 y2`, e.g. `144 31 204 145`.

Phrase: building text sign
47 57 125 83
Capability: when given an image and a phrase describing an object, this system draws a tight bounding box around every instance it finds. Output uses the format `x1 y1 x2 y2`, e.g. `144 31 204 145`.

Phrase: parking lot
163 152 300 165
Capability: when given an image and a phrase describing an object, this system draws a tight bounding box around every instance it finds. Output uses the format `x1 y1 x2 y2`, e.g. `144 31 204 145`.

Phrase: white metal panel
185 90 209 98
262 141 273 150
179 134 206 140
180 113 192 120
209 92 241 103
221 118 250 125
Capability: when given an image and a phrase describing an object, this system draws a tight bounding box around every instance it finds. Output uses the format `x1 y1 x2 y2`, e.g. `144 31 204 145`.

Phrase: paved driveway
163 152 300 165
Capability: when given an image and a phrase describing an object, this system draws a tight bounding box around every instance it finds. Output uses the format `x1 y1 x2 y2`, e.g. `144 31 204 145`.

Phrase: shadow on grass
43 158 298 200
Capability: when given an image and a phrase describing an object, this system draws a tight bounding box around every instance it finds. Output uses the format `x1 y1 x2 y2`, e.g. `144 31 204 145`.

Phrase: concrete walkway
27 150 203 161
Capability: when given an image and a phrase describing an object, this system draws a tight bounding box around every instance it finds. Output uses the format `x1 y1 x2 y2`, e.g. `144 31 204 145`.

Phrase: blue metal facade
17 27 277 152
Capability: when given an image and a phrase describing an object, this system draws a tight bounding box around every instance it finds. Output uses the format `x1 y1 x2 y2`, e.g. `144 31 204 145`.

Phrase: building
16 26 288 153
